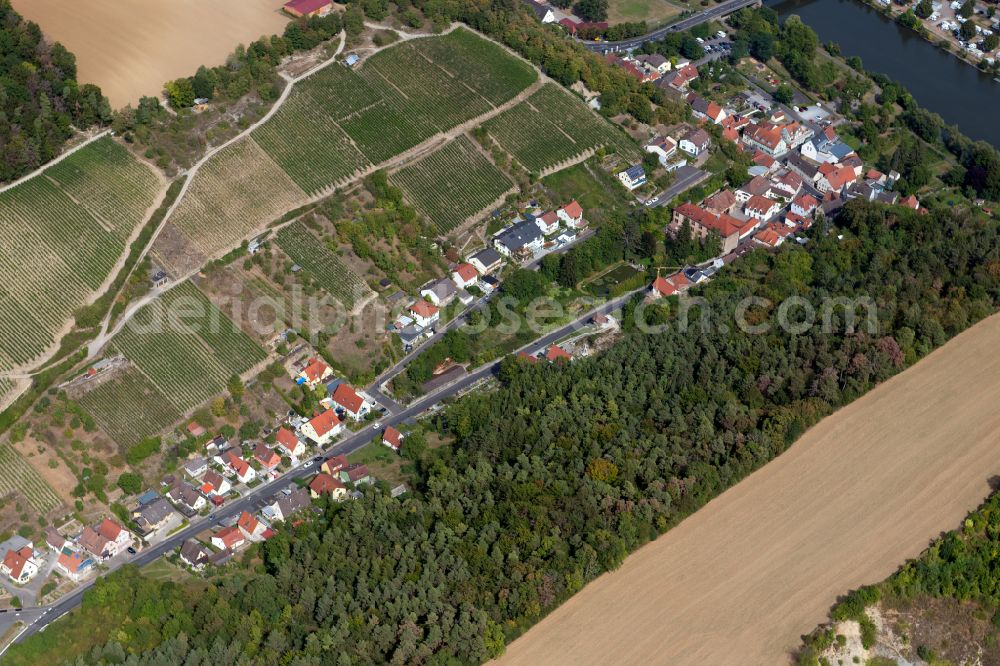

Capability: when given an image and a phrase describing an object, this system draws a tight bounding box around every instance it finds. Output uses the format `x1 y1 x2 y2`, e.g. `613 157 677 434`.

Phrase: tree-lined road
579 0 760 53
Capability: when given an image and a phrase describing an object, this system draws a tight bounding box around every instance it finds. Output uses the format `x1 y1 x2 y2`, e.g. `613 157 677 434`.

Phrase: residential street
650 165 709 208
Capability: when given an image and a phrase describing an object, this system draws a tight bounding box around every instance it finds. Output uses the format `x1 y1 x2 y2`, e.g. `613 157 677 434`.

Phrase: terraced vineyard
391 136 514 233
0 444 62 514
165 138 306 273
109 281 267 413
161 28 540 265
276 222 372 308
0 139 161 373
46 137 163 237
483 83 639 172
77 368 182 446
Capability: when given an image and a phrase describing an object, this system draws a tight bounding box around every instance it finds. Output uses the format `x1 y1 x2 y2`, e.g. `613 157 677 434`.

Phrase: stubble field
500 311 1000 665
10 0 290 108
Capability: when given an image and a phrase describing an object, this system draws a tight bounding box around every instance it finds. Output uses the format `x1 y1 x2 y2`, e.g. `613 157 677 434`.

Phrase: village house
671 202 759 254
687 93 727 124
56 546 92 581
79 519 132 560
494 218 544 259
534 211 560 236
186 421 207 438
557 200 586 229
791 193 819 217
645 136 678 166
525 0 556 23
704 190 738 216
237 511 267 541
735 176 776 204
310 472 347 500
179 539 211 571
679 128 712 157
219 449 256 485
297 357 333 388
633 53 671 74
321 454 349 476
409 300 440 328
211 526 245 552
45 528 66 552
754 222 795 249
382 426 403 453
420 278 457 306
253 442 282 472
469 247 503 274
648 271 692 299
659 63 698 90
1 545 39 584
268 488 313 522
744 195 781 222
770 171 803 200
450 263 479 290
182 457 208 478
275 426 306 459
132 497 176 535
282 0 334 18
816 163 858 194
801 128 855 164
545 345 572 363
331 383 372 421
200 470 232 497
742 122 788 157
340 463 372 485
617 165 647 191
168 481 208 513
301 409 343 446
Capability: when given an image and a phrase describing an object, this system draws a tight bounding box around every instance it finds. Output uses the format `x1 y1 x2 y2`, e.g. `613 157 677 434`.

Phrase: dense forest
10 199 1000 665
0 0 109 181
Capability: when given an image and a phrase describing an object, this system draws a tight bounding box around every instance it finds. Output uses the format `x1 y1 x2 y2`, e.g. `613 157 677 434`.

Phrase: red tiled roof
746 195 778 214
382 426 402 450
97 518 123 542
409 300 439 318
323 454 348 473
561 200 583 219
332 383 364 415
57 547 87 573
310 472 344 495
545 346 572 362
214 526 243 549
453 263 477 282
539 211 558 225
302 358 328 382
237 511 259 535
901 195 920 210
753 151 776 168
309 409 341 437
823 166 856 191
254 442 280 468
275 427 301 453
793 194 818 212
517 350 539 364
283 0 331 14
3 547 31 579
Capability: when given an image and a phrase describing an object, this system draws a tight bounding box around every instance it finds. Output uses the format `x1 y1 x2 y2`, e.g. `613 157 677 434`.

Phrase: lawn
607 0 683 26
142 557 193 583
541 158 629 224
347 441 408 486
584 263 645 297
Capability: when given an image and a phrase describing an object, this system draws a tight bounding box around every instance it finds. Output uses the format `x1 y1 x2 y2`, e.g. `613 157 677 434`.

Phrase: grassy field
391 136 513 234
275 221 372 309
500 311 1000 665
0 444 63 514
607 0 683 26
483 84 639 173
109 281 267 413
0 138 161 372
76 368 182 446
541 158 630 224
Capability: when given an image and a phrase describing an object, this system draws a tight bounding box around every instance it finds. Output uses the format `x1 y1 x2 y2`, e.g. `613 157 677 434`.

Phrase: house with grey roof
494 219 544 259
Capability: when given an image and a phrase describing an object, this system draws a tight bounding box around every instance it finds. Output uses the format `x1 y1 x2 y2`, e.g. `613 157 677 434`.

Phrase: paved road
649 165 710 208
580 0 759 53
10 284 645 647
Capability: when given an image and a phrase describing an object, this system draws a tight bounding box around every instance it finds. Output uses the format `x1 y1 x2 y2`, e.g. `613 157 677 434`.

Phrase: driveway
650 165 709 207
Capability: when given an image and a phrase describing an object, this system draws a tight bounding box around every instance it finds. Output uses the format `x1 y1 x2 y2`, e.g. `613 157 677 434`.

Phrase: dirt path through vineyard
500 312 1000 665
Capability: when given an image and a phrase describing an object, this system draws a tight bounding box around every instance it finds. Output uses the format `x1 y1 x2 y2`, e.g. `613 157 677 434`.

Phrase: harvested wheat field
10 0 289 108
500 312 1000 666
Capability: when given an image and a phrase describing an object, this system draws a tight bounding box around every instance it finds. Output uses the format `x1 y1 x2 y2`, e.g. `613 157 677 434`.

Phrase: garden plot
391 136 514 234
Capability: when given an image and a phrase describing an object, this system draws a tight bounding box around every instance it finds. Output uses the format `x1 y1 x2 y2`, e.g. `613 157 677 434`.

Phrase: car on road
646 196 660 207
372 423 380 430
312 456 323 462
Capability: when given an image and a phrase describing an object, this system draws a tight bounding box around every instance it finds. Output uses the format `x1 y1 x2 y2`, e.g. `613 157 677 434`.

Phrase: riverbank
853 0 1000 76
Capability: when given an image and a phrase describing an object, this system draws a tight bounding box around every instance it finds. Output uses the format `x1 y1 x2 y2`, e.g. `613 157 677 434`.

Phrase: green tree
164 78 195 108
116 472 142 495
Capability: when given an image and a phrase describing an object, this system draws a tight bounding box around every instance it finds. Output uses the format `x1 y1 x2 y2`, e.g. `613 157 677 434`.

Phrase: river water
767 0 1000 148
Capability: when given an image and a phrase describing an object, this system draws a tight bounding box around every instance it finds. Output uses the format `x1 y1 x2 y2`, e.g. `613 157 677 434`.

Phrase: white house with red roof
237 511 267 541
791 194 819 217
275 427 306 459
200 470 231 498
219 450 256 484
545 345 572 363
298 357 333 388
534 211 560 236
451 263 478 290
301 409 343 446
211 526 245 551
744 195 781 222
382 426 403 452
557 200 585 229
409 300 440 328
56 546 92 581
1 546 39 584
253 442 281 471
649 272 692 299
331 383 372 421
816 163 857 194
